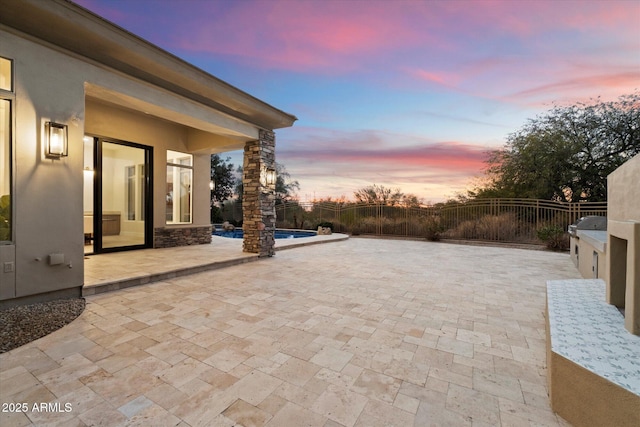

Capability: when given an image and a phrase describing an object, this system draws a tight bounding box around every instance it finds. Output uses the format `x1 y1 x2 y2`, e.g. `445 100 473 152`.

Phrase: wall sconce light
209 180 215 191
265 168 276 186
46 122 68 158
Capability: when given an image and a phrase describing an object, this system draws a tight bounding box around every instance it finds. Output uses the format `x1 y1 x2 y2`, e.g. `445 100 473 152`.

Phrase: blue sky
76 0 640 202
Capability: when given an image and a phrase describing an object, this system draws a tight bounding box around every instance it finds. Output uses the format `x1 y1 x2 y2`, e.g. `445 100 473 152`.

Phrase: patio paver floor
1 238 579 426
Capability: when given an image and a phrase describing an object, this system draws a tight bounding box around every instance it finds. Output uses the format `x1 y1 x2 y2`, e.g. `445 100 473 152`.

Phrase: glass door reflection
96 140 151 252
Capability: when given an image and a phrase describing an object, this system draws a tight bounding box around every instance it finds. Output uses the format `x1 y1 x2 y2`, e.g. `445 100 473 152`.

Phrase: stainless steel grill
568 216 607 237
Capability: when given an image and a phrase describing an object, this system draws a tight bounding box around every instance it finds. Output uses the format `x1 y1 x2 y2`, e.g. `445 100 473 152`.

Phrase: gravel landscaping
0 298 85 353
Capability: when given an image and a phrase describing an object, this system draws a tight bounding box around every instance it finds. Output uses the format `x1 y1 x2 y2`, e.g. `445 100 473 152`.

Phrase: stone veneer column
242 130 276 257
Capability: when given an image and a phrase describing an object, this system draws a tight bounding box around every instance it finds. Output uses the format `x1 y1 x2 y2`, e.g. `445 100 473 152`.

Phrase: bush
210 206 223 224
422 216 443 241
477 213 519 241
446 213 521 242
537 225 569 250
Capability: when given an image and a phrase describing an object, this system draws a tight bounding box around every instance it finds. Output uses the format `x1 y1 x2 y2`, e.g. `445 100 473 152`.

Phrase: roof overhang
0 0 297 131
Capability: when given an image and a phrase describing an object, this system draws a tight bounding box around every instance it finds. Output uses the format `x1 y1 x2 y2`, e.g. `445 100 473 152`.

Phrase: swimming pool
213 229 316 239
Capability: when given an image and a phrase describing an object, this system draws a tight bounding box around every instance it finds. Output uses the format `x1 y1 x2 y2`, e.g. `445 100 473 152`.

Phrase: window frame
166 150 193 225
0 56 14 244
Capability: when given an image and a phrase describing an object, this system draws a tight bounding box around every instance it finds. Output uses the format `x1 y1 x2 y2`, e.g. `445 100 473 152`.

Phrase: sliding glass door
91 138 152 253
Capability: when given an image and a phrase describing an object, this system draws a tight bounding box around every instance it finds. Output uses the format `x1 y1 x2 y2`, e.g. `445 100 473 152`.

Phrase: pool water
213 229 315 239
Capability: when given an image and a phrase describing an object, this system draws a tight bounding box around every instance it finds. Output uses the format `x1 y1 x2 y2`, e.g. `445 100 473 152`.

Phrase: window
1 57 13 242
0 57 12 91
166 150 192 224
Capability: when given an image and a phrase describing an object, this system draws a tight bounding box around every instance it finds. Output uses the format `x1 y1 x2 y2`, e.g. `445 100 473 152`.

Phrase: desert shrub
422 216 444 241
210 206 223 224
358 217 377 234
380 217 402 235
478 213 519 241
446 213 523 242
405 216 427 237
325 220 347 233
446 219 478 239
536 225 569 250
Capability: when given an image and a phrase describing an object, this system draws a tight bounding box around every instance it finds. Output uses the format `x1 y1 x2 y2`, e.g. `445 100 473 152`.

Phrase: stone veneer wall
154 226 212 248
242 130 276 257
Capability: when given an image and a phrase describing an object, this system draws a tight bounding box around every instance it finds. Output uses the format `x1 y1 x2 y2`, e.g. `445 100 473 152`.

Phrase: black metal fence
272 199 607 244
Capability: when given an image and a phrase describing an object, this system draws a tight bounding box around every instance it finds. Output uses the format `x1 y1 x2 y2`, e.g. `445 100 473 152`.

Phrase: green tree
235 162 299 204
210 154 236 223
274 163 300 204
210 154 236 203
354 184 402 205
471 93 640 202
400 194 422 208
353 184 422 206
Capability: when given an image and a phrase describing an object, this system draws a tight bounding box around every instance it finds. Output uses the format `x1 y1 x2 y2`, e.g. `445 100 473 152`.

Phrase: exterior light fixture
46 122 68 158
209 180 215 191
265 168 276 186
260 166 277 190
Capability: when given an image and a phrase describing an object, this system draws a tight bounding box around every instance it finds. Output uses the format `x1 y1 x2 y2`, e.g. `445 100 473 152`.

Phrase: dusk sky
76 0 640 203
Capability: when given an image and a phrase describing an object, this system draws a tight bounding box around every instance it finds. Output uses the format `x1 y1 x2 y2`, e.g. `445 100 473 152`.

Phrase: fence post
405 205 408 236
577 202 581 222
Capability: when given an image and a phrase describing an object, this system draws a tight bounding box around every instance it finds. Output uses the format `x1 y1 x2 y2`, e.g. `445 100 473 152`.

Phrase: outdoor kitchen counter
576 229 607 252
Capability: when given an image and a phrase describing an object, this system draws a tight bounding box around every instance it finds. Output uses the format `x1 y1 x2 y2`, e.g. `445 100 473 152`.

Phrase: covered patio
1 239 579 426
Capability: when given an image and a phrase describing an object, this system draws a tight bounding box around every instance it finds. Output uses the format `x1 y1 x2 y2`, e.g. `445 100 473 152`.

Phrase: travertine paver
0 238 579 426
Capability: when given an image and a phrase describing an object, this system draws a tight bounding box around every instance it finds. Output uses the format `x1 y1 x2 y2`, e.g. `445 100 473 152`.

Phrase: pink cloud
281 143 486 173
408 52 639 108
407 68 456 87
270 126 501 202
80 0 639 78
277 127 488 178
506 71 640 100
173 1 432 72
172 0 518 74
436 0 640 39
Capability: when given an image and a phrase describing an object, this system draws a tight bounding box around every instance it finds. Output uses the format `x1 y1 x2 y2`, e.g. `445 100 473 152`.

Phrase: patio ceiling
85 85 256 153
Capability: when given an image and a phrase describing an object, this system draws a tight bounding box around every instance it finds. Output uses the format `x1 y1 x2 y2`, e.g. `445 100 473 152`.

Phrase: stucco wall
85 100 212 230
1 29 85 300
572 231 607 280
608 155 640 222
576 241 606 279
607 153 640 334
0 26 257 301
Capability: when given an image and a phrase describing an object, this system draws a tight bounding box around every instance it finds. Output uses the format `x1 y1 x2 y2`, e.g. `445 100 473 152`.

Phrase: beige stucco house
0 0 296 307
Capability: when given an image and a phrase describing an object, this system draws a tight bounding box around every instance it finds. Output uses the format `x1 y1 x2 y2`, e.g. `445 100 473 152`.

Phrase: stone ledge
154 226 212 248
275 233 349 251
576 229 607 253
546 279 640 426
83 256 259 296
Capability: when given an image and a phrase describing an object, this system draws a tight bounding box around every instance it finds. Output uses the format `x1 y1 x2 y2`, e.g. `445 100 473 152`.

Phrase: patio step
82 256 260 296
